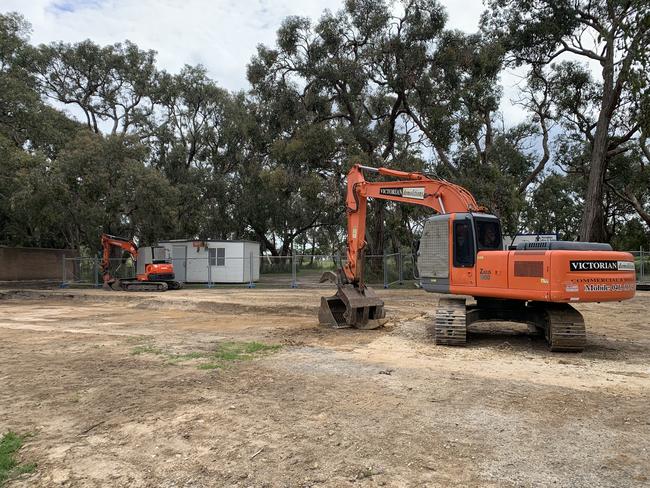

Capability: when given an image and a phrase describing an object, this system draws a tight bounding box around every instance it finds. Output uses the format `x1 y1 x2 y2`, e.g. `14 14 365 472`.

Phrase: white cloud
1 0 489 85
1 0 525 122
1 0 349 90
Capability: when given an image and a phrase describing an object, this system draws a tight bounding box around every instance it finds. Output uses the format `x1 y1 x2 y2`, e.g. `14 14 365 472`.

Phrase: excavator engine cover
319 284 386 330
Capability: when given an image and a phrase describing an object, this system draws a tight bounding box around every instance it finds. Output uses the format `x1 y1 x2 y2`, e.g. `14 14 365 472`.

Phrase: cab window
453 221 475 267
475 220 502 250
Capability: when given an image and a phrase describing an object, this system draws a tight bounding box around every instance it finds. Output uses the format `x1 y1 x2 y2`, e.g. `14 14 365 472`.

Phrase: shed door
172 246 187 282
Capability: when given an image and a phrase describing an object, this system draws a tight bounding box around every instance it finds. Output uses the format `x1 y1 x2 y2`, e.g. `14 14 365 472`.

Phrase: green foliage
132 341 281 369
611 219 650 250
0 432 36 485
1 3 648 256
482 0 650 241
523 173 582 240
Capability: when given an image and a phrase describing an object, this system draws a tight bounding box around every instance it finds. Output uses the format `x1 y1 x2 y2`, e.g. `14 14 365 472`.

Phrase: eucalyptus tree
33 39 157 136
482 0 650 241
247 0 457 254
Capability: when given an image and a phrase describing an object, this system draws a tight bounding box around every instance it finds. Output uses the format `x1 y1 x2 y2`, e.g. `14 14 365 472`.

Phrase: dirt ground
0 287 649 488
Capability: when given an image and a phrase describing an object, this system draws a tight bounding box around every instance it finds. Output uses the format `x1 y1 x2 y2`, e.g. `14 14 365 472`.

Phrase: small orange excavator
101 233 182 291
319 164 636 351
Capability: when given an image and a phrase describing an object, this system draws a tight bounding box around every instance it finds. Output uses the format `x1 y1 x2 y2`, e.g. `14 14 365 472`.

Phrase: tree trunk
579 113 610 242
580 44 616 243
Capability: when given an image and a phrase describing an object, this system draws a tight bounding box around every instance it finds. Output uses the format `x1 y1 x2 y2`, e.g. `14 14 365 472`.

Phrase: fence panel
65 256 136 287
60 249 649 289
257 255 293 287
631 250 649 283
292 254 340 288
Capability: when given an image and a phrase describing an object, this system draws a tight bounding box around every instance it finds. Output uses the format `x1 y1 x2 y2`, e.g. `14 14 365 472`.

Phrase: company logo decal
379 187 425 200
569 260 635 272
479 268 491 280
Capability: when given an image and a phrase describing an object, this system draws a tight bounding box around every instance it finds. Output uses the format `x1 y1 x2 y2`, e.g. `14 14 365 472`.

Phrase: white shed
157 240 260 284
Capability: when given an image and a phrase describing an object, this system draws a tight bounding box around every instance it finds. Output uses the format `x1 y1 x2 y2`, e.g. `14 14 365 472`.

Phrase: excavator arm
319 164 485 330
101 234 139 286
341 164 484 286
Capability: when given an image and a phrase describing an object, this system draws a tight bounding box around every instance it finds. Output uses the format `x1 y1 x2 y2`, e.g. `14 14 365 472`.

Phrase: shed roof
157 239 259 245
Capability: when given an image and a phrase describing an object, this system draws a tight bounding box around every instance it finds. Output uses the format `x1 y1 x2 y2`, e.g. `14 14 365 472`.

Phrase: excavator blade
319 284 387 330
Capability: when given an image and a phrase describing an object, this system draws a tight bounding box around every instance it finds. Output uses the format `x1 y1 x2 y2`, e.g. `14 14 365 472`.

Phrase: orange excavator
319 164 636 351
101 234 183 291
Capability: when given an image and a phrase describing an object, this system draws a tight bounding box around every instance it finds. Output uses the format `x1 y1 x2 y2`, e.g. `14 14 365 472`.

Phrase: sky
0 0 527 124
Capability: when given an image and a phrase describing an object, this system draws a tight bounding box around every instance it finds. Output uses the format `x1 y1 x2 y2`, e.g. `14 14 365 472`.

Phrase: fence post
398 252 403 285
641 246 645 282
383 252 388 289
291 254 298 288
207 253 212 288
94 255 99 288
247 252 255 288
60 256 68 288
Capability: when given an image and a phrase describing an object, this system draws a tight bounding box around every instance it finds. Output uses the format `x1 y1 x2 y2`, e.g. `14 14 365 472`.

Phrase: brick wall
0 246 78 281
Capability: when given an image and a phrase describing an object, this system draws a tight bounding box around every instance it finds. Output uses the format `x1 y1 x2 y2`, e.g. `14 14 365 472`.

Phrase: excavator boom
321 164 485 329
342 165 484 285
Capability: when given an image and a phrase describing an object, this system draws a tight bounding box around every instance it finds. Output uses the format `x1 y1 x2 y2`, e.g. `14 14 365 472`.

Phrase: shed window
209 247 225 266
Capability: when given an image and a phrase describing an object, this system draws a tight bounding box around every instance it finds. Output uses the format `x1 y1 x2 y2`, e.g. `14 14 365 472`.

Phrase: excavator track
109 279 168 292
542 304 586 352
432 298 467 346
122 281 168 292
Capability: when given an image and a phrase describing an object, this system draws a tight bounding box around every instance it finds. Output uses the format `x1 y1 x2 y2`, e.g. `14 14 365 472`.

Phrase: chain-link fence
60 248 650 289
630 249 649 285
60 253 414 289
61 256 135 287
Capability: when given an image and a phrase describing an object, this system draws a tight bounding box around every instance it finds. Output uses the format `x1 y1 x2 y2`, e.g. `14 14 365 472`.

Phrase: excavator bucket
319 284 387 330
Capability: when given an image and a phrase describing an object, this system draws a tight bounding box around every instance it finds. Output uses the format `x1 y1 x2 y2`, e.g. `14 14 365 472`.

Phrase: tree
247 0 457 255
33 39 157 135
483 0 650 242
522 173 582 240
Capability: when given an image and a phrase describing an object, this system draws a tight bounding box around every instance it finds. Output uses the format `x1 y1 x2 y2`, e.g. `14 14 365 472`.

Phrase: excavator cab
417 213 502 292
136 246 175 282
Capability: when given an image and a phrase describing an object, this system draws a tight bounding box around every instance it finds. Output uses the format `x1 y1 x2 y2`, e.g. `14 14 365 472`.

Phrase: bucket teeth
319 284 387 330
319 296 350 328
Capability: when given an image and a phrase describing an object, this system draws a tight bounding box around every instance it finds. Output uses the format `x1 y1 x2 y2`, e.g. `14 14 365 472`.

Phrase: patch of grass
164 351 211 365
199 341 282 368
214 341 281 361
0 432 36 485
131 345 164 356
137 341 281 369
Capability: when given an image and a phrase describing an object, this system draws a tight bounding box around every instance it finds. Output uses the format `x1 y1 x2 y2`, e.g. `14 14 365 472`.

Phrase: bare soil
0 287 649 487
